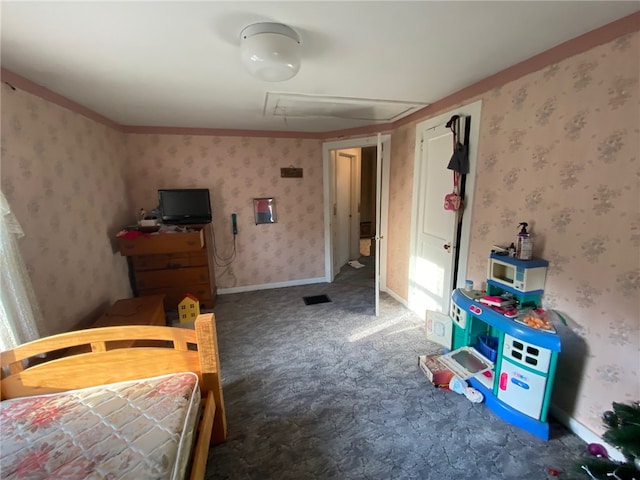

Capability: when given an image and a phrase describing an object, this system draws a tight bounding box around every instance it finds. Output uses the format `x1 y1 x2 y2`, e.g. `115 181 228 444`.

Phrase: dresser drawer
132 251 208 271
135 267 209 289
119 230 204 256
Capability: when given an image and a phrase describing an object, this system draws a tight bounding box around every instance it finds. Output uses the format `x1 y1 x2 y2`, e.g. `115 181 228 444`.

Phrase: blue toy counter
450 288 561 440
451 289 560 352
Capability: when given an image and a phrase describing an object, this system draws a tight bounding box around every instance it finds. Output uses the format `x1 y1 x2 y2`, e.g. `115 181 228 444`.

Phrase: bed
0 313 227 480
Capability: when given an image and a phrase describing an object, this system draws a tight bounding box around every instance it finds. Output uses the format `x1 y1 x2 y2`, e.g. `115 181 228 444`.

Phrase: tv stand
117 224 217 310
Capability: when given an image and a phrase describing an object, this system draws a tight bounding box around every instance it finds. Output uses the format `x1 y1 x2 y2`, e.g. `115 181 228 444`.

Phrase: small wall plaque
280 167 303 178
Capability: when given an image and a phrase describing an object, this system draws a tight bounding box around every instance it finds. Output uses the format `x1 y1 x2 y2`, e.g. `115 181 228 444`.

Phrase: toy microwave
487 253 548 293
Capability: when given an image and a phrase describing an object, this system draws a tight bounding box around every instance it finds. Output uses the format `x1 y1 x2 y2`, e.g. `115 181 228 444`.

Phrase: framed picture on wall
253 197 276 224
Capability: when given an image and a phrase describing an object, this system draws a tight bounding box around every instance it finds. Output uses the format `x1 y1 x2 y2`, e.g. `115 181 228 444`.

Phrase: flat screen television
158 188 212 225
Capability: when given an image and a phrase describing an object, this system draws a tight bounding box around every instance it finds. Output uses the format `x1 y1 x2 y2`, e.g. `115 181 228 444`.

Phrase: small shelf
489 253 549 268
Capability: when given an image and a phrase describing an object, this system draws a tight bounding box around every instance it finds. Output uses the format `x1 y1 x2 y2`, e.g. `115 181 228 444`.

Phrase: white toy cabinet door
497 358 548 420
425 310 453 349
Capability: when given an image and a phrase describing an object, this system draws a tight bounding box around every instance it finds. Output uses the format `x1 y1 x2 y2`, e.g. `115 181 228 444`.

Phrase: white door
409 101 482 318
374 134 383 315
497 358 548 419
426 310 453 349
411 124 458 314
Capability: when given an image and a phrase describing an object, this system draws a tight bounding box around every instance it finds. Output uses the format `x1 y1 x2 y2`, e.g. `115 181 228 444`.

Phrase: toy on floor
449 375 484 403
586 443 608 458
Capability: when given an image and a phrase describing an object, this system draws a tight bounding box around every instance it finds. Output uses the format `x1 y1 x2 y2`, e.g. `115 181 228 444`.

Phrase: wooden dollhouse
178 293 200 323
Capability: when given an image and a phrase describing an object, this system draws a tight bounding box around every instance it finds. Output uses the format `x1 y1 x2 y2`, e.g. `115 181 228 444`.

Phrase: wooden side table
93 294 166 328
67 295 167 354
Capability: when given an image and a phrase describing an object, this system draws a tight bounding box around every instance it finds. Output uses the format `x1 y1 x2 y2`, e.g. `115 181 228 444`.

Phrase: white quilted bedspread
1 372 201 480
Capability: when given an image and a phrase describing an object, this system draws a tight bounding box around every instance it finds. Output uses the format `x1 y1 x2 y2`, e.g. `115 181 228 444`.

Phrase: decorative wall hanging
254 197 276 224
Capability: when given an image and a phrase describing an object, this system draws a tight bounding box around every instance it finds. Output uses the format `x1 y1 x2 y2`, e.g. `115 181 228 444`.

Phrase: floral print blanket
1 372 200 480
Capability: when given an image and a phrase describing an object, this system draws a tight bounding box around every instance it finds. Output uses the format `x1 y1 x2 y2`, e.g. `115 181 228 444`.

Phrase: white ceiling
1 1 638 133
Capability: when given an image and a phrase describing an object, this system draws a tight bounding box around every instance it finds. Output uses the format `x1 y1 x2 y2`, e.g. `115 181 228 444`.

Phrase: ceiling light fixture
240 22 301 82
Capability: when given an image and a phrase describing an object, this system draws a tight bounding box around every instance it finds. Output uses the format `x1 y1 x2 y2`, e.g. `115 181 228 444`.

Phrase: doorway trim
322 135 391 287
408 100 482 317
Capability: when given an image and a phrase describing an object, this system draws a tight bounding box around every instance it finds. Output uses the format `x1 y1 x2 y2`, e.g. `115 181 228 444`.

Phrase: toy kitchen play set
426 243 560 440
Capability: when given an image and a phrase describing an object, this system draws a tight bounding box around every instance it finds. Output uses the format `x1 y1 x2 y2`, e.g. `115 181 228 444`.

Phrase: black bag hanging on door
446 115 469 174
443 115 467 211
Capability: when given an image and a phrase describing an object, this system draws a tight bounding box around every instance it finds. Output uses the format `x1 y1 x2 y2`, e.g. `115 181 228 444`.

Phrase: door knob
443 243 451 252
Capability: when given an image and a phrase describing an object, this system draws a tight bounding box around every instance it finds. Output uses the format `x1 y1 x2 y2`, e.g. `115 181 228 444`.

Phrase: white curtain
0 189 44 350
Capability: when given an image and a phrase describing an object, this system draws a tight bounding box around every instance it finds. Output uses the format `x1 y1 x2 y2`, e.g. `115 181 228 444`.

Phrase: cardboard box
418 354 454 388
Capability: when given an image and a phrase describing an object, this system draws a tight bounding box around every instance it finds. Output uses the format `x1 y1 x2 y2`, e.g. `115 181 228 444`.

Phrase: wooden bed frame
0 313 227 480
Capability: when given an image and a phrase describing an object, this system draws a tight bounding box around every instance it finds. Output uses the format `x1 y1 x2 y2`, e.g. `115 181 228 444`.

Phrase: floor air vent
303 294 332 305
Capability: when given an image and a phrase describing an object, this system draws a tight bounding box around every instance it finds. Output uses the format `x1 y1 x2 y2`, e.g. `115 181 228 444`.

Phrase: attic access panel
264 92 428 123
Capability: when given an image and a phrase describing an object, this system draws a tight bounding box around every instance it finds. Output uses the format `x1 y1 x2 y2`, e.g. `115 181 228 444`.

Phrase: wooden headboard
0 313 226 445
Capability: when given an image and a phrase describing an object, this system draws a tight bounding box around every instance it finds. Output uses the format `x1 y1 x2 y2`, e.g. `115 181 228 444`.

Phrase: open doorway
358 146 377 259
332 146 377 288
322 135 391 315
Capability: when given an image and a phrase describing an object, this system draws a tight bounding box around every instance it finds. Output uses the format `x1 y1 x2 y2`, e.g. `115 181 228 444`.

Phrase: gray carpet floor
204 259 588 480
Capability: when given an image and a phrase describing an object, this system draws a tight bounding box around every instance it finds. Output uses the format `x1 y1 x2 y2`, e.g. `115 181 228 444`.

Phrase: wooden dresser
118 225 217 310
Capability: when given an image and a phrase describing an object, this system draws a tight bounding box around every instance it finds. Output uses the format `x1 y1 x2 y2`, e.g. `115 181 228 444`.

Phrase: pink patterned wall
472 33 639 433
385 123 416 299
124 135 325 288
385 32 639 436
0 27 637 441
0 83 132 335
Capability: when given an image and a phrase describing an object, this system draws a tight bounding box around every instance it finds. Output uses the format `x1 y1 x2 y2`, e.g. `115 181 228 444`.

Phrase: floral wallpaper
468 33 639 435
386 32 639 437
0 84 132 335
386 123 416 299
124 135 325 289
0 26 637 442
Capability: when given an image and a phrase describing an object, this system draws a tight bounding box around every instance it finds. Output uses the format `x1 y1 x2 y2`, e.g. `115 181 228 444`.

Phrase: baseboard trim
218 277 327 295
384 288 408 307
550 404 625 462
